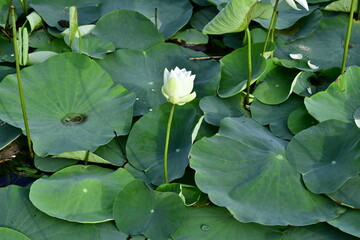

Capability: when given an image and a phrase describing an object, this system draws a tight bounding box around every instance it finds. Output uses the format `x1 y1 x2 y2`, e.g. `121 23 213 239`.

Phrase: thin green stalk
163 104 175 184
154 7 158 29
245 28 252 106
341 0 356 74
11 6 33 158
20 0 28 15
84 150 90 165
262 0 279 56
270 11 278 58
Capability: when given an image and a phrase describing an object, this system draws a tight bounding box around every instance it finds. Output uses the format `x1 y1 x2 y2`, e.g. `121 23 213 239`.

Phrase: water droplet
200 224 210 231
136 97 139 101
176 148 180 153
150 209 154 213
151 88 156 92
82 188 88 193
148 81 154 85
331 161 336 165
149 108 153 112
275 84 280 88
11 54 14 57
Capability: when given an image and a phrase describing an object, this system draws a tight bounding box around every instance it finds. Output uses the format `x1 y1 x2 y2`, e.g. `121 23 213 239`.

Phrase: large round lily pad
113 180 185 240
99 0 193 39
0 185 99 240
29 165 135 223
0 53 135 156
92 10 164 51
171 206 282 240
190 117 344 225
126 103 200 185
305 67 360 125
97 43 220 116
286 120 360 194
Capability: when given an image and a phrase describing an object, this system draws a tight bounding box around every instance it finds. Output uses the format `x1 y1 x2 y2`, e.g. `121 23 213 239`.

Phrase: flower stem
245 27 252 106
84 150 90 165
262 0 279 57
340 0 356 74
11 6 33 158
164 104 175 184
154 7 158 29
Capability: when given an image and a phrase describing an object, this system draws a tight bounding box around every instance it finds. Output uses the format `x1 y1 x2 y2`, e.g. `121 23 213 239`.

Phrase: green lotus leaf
0 36 14 63
287 105 318 134
251 94 304 139
0 53 135 156
126 103 200 185
29 165 135 223
200 94 247 126
99 0 193 39
190 117 344 225
70 38 116 59
254 0 318 29
282 223 359 240
203 0 258 34
0 227 31 240
286 120 360 194
170 29 209 45
113 180 185 240
327 176 360 208
156 183 203 206
325 0 359 12
218 42 267 98
171 206 282 240
328 210 360 238
97 43 220 116
0 66 16 82
0 185 99 240
0 121 21 150
253 58 299 105
275 14 360 69
305 67 360 126
92 10 164 51
34 156 78 173
95 222 128 240
30 0 101 30
277 9 322 42
190 6 219 31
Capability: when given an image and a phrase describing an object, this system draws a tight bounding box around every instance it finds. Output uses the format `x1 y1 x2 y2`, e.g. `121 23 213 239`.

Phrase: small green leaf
113 180 185 240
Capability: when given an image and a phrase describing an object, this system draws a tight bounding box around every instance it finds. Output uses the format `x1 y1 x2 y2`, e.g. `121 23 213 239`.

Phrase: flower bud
161 67 196 106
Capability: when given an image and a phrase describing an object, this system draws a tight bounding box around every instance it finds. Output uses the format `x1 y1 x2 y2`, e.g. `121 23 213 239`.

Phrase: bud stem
164 103 175 184
245 27 252 106
262 0 279 57
340 0 356 74
11 6 34 158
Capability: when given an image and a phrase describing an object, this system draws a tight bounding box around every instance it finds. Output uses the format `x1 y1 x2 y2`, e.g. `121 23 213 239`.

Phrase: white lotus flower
162 67 196 106
284 0 309 11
